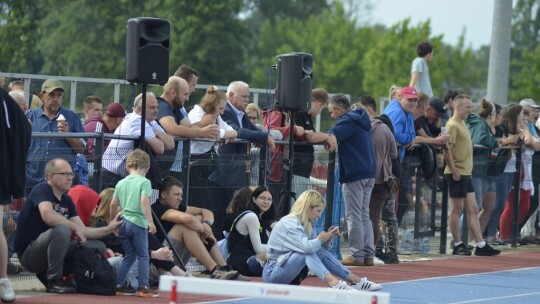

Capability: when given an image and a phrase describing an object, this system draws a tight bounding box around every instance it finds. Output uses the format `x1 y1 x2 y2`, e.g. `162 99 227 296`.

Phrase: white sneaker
329 280 358 292
373 257 385 265
0 277 15 302
351 277 382 291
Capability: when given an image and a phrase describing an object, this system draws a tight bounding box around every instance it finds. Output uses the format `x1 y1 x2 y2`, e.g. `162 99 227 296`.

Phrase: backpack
71 246 116 295
217 211 252 259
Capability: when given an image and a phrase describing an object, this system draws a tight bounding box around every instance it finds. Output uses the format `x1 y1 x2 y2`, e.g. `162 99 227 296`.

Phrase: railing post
93 133 104 193
511 146 522 248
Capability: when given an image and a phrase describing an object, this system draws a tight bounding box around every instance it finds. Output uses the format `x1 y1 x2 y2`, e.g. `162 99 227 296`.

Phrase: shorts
445 174 474 198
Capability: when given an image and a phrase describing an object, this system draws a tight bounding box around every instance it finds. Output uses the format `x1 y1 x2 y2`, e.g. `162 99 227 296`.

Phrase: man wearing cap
383 86 418 227
414 96 450 146
519 99 540 137
383 86 417 160
84 102 126 156
25 79 85 194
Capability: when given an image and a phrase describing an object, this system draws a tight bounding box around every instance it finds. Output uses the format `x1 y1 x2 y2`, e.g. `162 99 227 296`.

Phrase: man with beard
156 76 220 182
25 79 85 194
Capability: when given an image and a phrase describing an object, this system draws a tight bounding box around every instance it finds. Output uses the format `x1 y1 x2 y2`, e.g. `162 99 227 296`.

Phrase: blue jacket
383 100 416 160
329 108 375 183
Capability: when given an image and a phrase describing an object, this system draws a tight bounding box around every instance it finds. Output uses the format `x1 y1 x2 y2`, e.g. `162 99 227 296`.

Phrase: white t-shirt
102 112 164 176
188 105 234 155
411 57 433 97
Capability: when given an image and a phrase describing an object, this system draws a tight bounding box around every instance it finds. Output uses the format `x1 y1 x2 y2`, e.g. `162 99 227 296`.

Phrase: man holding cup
25 79 85 194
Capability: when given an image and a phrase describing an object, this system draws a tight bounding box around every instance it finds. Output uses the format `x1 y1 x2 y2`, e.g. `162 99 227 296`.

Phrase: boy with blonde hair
110 149 158 297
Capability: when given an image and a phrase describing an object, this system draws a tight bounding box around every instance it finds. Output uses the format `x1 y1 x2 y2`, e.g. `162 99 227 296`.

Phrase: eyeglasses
257 196 273 202
248 116 258 121
407 98 418 103
52 172 75 177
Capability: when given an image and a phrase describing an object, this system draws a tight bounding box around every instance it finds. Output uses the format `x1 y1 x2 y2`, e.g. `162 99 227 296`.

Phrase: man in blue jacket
384 86 418 226
310 94 376 266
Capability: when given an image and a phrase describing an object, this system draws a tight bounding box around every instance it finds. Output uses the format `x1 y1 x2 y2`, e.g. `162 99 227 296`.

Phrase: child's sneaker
351 277 382 291
116 281 136 296
136 286 159 298
0 277 15 303
329 280 358 292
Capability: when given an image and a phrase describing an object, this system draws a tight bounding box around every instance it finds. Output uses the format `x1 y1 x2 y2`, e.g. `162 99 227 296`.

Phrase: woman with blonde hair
188 86 237 217
262 190 381 291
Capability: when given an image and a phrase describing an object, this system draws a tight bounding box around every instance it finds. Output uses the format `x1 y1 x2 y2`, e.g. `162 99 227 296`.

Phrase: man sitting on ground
14 158 122 294
151 177 241 280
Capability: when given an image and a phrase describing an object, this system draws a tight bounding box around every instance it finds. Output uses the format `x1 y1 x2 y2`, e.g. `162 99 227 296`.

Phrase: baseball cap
105 103 126 118
41 79 64 93
399 86 418 99
519 99 540 108
429 97 449 119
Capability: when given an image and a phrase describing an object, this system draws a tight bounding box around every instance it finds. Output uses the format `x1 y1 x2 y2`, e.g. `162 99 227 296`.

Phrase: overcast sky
368 0 496 49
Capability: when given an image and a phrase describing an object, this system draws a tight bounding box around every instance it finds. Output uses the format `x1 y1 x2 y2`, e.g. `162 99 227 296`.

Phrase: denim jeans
487 173 513 238
2 211 19 259
263 248 350 284
117 220 149 287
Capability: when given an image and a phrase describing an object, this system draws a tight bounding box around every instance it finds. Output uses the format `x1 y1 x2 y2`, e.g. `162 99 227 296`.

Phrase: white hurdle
159 275 390 304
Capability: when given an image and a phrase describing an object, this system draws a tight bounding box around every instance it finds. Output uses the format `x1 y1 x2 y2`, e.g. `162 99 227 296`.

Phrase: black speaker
276 52 313 112
126 17 170 85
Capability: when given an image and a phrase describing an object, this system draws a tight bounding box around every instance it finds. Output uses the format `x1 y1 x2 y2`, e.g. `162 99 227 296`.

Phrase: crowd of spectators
2 45 540 300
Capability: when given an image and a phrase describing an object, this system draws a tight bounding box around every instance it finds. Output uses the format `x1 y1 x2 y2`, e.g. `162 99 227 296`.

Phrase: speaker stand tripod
275 111 297 218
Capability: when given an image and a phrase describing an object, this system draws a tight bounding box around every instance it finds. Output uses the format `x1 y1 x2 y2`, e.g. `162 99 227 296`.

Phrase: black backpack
71 246 116 295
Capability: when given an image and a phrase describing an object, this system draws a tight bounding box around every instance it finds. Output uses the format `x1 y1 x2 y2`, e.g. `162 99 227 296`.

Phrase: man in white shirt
101 92 174 187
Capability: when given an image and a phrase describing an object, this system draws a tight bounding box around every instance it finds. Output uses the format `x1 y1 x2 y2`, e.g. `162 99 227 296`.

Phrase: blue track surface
208 267 540 304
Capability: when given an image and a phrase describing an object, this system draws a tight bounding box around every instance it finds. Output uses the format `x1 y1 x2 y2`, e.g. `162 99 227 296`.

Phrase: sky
368 0 496 49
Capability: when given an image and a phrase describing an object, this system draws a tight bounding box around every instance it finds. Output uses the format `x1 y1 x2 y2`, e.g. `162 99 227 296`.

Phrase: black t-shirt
414 116 441 138
14 182 78 255
151 201 187 243
292 111 315 178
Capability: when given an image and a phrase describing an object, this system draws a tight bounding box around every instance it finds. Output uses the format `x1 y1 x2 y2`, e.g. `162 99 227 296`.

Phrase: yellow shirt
444 117 473 175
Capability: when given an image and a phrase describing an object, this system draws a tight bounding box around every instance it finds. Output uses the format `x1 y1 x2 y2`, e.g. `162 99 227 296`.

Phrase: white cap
519 99 540 108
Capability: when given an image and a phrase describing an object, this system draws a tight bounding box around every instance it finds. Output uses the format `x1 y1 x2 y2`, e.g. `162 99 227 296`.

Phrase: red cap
105 103 126 118
399 86 418 99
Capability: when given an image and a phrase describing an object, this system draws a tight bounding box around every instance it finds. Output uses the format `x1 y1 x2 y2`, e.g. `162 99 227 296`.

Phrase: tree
247 2 377 97
510 0 540 101
0 1 48 73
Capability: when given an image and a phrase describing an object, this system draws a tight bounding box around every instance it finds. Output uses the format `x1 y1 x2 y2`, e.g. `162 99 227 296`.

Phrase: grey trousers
20 225 105 281
343 178 375 260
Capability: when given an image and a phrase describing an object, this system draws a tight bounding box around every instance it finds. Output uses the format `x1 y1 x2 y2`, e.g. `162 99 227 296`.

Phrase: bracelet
202 220 212 226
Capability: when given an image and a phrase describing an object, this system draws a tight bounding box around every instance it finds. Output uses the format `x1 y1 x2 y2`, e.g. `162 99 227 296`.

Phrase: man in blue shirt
383 86 418 227
25 79 85 194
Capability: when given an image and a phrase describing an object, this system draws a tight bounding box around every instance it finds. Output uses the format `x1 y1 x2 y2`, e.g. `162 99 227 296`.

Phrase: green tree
0 0 48 73
510 0 540 101
248 2 377 97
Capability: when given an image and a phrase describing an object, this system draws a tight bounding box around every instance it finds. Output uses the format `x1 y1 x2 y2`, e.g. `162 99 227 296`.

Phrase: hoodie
328 108 375 183
466 113 498 177
68 185 101 226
